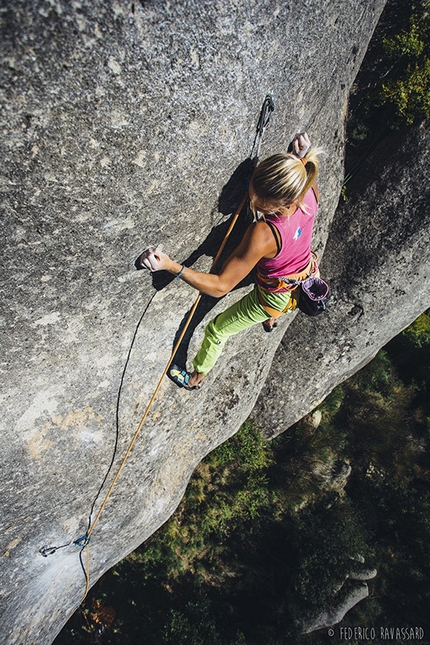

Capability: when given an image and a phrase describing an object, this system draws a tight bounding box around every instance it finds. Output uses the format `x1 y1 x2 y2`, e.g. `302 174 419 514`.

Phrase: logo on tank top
293 227 302 241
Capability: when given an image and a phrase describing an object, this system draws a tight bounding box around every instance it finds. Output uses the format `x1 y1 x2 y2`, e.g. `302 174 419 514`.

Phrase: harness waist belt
257 252 318 293
256 251 319 318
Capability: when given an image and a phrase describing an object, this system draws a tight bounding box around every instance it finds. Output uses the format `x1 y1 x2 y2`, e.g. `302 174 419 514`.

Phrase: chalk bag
298 277 329 317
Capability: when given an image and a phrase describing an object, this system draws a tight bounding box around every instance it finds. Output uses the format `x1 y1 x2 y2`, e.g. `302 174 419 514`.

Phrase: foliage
344 0 430 195
401 310 430 348
379 2 430 122
162 590 246 645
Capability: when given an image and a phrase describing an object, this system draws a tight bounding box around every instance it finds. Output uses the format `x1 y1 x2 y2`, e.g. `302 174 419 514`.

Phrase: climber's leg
192 286 292 377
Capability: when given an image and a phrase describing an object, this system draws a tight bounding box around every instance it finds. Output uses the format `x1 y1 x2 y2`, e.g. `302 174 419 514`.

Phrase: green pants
192 286 293 375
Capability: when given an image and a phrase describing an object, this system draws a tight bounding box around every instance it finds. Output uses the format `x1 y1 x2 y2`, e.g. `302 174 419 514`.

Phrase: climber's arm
139 221 277 298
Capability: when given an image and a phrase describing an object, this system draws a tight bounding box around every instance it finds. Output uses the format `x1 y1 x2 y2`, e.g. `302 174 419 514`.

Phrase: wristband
175 265 185 279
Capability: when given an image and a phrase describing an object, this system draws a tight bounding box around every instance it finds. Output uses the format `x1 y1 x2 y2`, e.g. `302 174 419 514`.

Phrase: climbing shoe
169 364 203 391
262 319 278 333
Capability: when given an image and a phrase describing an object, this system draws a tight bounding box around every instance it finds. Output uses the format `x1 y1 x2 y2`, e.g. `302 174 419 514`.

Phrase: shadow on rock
134 157 255 291
135 158 258 369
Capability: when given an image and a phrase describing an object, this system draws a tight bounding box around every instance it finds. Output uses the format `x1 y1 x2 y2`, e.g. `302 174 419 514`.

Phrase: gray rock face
1 1 388 643
299 557 378 634
300 582 370 634
255 120 430 438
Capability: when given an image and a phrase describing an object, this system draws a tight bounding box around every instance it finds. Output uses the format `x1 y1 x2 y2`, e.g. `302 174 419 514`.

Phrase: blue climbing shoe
169 364 203 391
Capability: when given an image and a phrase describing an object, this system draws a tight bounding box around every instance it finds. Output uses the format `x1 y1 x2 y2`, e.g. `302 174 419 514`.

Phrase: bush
379 2 430 122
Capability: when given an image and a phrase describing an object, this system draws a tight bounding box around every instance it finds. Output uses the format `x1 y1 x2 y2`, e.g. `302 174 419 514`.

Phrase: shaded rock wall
1 1 386 643
254 121 430 438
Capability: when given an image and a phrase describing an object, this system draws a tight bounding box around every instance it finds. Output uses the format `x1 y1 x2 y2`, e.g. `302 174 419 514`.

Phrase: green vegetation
379 2 430 123
344 0 429 195
55 312 430 645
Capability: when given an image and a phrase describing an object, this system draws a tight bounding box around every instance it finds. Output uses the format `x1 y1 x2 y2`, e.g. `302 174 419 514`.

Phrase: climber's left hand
292 132 311 158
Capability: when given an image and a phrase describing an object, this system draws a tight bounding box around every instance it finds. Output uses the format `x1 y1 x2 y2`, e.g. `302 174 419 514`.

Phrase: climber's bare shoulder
217 221 277 293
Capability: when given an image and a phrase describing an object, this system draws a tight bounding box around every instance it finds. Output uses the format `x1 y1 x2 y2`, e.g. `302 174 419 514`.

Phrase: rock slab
1 1 387 643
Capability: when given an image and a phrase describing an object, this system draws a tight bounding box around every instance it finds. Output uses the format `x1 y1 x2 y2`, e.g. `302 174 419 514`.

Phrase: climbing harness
257 253 317 291
256 252 318 318
39 94 275 609
256 252 329 318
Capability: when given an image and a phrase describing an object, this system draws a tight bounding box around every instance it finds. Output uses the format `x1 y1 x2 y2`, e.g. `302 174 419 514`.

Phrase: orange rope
79 191 248 603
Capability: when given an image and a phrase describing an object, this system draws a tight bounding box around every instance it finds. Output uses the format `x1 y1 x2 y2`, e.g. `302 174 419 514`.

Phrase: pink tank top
256 188 318 291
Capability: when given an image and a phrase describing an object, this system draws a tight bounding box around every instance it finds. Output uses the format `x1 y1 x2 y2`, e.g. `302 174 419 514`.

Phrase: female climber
139 132 321 390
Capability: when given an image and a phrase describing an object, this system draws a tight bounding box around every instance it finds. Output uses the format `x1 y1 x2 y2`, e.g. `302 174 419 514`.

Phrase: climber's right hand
139 246 170 272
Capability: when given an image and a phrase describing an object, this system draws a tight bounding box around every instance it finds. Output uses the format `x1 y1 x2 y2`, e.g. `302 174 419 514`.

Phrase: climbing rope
38 294 157 560
39 93 275 610
77 190 250 603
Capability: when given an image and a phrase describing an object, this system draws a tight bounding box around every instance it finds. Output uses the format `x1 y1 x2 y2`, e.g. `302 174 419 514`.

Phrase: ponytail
251 146 321 208
301 147 320 199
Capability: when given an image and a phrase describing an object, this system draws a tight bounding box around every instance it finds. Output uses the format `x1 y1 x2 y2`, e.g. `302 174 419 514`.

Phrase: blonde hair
251 148 320 208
